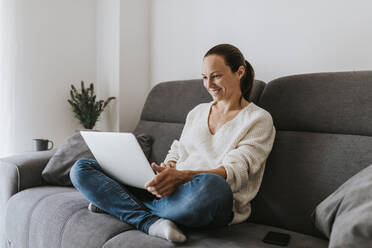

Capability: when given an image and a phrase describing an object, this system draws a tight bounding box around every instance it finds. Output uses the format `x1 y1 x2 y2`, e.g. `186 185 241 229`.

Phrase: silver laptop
80 131 155 189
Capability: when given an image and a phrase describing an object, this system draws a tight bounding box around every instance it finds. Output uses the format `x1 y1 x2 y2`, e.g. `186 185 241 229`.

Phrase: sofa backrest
134 79 266 164
251 71 372 238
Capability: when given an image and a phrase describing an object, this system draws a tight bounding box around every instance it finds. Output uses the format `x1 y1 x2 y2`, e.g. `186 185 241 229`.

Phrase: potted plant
68 80 116 130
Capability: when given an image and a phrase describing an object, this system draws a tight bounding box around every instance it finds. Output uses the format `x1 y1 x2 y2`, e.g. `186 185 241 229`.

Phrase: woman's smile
211 88 222 95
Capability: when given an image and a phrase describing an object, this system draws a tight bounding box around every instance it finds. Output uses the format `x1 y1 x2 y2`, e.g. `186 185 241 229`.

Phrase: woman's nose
206 78 215 88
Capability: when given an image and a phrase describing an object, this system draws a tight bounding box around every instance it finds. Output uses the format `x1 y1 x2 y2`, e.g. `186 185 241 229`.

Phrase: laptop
80 131 155 189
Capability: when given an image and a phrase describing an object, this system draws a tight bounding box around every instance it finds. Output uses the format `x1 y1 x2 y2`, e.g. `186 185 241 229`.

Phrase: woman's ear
237 65 245 79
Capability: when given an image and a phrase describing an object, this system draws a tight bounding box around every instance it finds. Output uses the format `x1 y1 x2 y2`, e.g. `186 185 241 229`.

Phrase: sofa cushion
249 130 372 238
102 222 328 248
41 132 96 186
312 164 372 247
258 71 372 136
5 186 133 248
42 132 153 186
134 121 184 164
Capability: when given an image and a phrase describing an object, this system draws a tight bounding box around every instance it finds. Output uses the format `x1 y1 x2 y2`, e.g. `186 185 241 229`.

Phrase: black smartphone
262 231 291 246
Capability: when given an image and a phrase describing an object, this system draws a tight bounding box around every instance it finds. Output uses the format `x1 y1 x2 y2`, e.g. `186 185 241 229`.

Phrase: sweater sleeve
163 140 180 164
219 112 276 193
163 106 196 165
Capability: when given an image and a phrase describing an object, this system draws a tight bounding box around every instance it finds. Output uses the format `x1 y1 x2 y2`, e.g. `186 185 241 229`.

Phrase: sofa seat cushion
102 222 328 248
6 186 133 248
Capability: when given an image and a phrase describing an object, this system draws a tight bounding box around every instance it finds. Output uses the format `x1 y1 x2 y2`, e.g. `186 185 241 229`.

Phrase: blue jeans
70 158 234 234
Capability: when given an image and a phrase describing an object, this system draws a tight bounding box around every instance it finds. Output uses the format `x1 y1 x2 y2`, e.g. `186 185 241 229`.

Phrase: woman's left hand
145 163 188 198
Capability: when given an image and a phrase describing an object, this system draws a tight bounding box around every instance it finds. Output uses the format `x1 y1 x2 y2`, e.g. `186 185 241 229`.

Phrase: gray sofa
2 71 372 247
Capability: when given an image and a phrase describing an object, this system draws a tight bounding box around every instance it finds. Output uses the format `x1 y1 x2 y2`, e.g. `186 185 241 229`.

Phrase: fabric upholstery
41 132 153 186
258 71 372 136
249 78 266 103
42 131 96 186
103 222 327 248
0 149 56 248
0 149 56 191
134 121 184 164
252 71 372 238
249 131 372 238
5 186 133 248
313 164 372 247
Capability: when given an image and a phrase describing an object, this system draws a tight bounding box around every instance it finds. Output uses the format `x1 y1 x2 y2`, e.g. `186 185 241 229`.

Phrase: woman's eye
212 75 220 78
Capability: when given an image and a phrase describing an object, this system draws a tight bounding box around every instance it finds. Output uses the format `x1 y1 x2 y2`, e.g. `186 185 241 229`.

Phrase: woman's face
202 54 245 102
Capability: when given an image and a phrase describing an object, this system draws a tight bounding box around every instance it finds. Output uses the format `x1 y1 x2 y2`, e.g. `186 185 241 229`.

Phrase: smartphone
262 231 291 246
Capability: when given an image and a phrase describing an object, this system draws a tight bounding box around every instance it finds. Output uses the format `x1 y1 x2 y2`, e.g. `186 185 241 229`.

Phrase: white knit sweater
163 100 276 225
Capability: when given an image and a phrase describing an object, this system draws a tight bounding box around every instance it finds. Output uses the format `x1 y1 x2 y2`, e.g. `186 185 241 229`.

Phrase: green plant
67 81 116 129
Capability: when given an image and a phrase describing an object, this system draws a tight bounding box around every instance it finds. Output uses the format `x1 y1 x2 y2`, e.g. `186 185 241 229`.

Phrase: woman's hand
145 162 187 198
160 161 176 169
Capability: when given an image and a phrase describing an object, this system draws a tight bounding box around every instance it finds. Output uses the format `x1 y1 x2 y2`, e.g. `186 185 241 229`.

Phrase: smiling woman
0 0 16 158
202 44 255 105
69 43 276 244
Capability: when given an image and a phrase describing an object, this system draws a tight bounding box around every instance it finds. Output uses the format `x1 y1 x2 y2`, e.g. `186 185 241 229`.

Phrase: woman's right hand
146 163 187 198
160 161 176 169
150 162 176 175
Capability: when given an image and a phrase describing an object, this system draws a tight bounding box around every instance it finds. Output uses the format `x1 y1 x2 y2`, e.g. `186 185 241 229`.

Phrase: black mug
33 139 54 151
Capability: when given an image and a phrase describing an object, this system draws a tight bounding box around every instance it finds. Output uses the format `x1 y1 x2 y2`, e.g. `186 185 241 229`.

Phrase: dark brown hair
204 44 255 101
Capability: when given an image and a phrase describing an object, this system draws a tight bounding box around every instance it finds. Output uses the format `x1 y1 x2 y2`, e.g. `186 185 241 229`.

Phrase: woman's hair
204 44 255 101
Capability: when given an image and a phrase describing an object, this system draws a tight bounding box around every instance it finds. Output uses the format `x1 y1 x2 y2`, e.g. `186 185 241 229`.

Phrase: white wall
95 0 152 133
0 0 16 158
12 0 96 154
151 0 372 85
96 0 120 132
95 0 152 134
119 0 151 132
9 0 372 153
7 0 152 155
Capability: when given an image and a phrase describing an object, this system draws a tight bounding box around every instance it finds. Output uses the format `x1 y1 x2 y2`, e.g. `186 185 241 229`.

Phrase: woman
70 44 276 243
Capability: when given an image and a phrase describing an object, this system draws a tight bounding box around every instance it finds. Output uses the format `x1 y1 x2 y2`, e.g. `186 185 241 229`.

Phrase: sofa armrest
0 149 56 248
0 149 56 196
